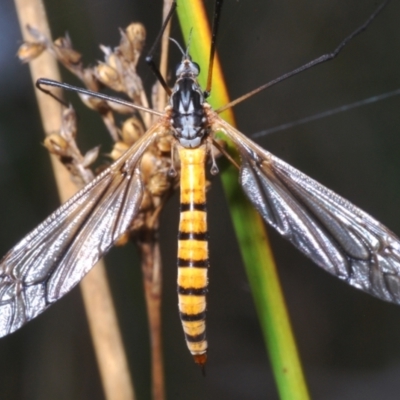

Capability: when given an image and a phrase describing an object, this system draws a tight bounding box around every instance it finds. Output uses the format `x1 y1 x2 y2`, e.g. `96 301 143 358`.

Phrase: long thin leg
36 78 163 116
145 1 177 95
204 0 224 97
217 0 390 113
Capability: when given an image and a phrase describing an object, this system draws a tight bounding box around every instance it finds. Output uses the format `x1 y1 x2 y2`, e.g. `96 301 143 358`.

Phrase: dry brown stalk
14 0 135 399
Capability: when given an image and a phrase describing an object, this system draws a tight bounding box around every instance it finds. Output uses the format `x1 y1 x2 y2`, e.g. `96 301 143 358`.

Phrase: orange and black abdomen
177 145 209 366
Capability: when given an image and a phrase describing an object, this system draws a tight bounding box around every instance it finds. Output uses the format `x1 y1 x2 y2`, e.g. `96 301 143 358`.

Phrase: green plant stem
176 1 310 398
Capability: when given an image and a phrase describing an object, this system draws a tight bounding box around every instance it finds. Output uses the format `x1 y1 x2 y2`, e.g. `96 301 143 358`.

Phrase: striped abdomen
177 145 209 366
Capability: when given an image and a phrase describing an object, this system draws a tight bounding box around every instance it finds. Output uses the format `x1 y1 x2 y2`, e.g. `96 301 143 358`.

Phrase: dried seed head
123 72 144 102
82 146 100 167
95 62 123 91
119 23 146 64
44 133 68 155
82 68 100 91
125 23 146 51
148 172 170 196
78 93 108 112
105 101 135 114
60 107 77 140
118 32 135 63
110 141 129 161
105 52 120 71
53 37 82 65
140 152 157 179
17 42 45 63
156 136 172 153
139 190 153 211
121 117 144 144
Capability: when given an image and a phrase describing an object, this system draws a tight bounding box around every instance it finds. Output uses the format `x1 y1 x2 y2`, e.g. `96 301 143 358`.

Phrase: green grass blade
175 1 310 398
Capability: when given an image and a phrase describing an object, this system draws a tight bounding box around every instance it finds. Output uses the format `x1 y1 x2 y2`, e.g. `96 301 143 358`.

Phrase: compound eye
192 62 200 74
176 63 184 76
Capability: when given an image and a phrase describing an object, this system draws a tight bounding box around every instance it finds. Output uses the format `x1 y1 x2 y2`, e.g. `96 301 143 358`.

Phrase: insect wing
0 124 161 336
215 117 400 304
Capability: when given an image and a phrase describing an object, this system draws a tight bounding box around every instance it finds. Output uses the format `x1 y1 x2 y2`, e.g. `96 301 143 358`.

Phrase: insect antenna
204 0 224 98
169 37 185 57
145 1 177 96
216 0 390 113
36 78 163 116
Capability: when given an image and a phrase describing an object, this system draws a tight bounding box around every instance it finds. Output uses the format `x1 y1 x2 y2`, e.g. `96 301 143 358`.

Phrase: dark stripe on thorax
177 258 209 268
180 202 207 212
178 286 208 295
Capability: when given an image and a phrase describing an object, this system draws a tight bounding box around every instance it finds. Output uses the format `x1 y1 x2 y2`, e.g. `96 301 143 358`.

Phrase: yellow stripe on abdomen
177 145 209 366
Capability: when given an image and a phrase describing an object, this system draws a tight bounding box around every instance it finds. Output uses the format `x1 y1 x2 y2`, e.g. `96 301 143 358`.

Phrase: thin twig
139 2 175 399
156 0 174 113
140 239 164 400
14 1 135 399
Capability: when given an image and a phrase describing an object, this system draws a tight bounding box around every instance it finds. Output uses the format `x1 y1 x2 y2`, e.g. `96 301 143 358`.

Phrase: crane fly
0 0 397 366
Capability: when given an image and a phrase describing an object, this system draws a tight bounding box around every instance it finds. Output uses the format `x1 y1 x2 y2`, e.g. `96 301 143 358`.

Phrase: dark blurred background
1 0 400 399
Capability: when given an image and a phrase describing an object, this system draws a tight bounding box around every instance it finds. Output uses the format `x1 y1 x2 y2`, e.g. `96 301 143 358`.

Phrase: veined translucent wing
213 115 400 304
0 122 163 336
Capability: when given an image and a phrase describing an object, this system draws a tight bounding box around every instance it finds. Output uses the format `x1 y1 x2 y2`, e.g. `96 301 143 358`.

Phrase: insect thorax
170 71 208 149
